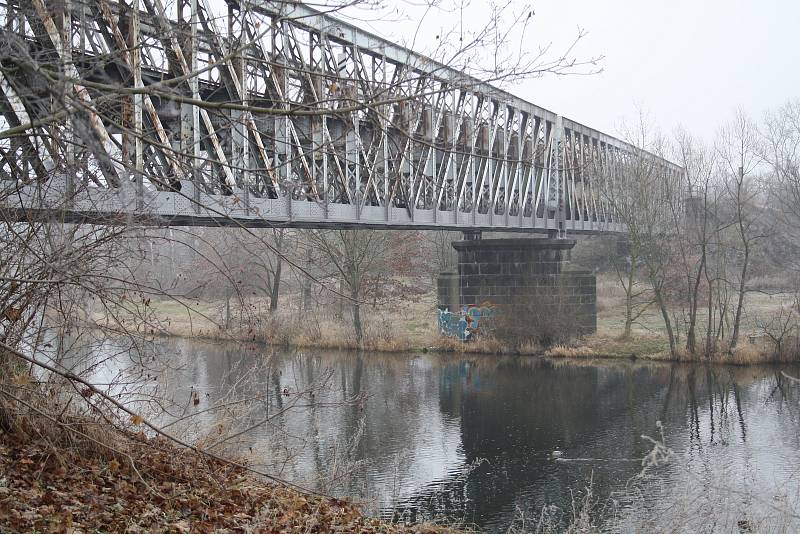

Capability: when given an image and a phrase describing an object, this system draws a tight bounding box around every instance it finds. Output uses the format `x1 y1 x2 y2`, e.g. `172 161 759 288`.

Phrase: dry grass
574 333 798 365
538 331 672 362
133 294 546 355
429 335 542 355
748 272 797 292
89 276 800 364
703 341 800 365
544 345 596 358
595 274 625 314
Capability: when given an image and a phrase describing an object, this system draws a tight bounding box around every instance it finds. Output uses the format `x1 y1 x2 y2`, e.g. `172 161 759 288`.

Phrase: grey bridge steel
0 0 682 233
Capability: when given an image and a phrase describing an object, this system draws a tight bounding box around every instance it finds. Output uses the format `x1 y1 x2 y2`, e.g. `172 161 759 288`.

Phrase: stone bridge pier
438 236 596 343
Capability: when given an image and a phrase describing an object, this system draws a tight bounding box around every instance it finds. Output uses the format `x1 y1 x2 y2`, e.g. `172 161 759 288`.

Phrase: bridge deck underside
0 0 680 233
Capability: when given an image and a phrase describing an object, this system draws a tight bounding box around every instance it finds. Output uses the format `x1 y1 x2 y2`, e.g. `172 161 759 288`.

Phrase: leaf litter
0 434 462 533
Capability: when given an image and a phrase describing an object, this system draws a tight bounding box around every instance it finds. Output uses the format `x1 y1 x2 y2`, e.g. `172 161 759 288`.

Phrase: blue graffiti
437 303 496 341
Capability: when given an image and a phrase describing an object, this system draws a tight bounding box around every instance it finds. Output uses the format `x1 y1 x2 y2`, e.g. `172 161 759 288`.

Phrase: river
66 336 800 532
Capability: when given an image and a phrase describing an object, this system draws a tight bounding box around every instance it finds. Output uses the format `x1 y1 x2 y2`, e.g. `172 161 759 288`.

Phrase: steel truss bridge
0 0 681 233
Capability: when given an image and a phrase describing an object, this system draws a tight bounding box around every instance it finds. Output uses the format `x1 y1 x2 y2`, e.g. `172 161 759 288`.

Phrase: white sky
342 0 800 143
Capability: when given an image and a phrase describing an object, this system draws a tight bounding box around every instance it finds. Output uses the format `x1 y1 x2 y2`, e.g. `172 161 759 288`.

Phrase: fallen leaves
11 373 30 386
0 435 460 533
2 306 21 322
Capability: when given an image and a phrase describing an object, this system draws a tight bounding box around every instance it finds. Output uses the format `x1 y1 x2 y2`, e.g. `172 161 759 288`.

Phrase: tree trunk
654 284 676 356
619 239 638 339
225 290 231 329
730 245 749 349
624 263 635 338
730 164 750 351
686 248 706 355
705 277 715 355
269 255 282 312
301 283 312 312
351 286 363 344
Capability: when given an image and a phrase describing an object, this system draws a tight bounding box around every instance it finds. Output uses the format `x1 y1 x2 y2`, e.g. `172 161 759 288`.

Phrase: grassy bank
92 275 799 364
543 334 794 365
98 294 542 356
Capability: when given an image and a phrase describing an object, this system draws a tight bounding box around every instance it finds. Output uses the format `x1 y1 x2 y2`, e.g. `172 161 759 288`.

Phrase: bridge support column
452 238 596 343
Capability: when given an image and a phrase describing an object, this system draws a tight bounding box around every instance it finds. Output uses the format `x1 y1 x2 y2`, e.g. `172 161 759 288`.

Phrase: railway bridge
0 0 682 339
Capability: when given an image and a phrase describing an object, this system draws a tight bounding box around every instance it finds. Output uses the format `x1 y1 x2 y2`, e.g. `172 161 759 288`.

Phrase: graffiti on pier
438 302 496 341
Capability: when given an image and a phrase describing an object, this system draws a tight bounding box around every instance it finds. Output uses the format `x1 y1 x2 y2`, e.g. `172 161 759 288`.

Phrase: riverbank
89 278 799 364
133 307 796 365
0 431 460 533
543 333 797 365
93 295 542 355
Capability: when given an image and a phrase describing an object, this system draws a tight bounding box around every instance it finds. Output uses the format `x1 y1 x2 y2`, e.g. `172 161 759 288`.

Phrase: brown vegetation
126 272 799 364
0 433 459 533
139 297 542 356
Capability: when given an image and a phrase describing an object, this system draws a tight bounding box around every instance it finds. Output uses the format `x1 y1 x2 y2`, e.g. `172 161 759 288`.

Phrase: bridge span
0 0 681 233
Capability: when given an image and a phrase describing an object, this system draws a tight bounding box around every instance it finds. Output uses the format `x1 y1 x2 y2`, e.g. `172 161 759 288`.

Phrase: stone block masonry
452 238 597 342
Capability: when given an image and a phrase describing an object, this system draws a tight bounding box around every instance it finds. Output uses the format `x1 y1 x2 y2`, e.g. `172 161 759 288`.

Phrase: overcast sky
344 0 800 143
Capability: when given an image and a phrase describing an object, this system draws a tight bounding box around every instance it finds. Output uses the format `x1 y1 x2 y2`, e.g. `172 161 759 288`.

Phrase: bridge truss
0 0 682 232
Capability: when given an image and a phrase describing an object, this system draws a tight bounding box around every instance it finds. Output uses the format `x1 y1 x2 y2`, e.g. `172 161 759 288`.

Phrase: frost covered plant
638 420 673 476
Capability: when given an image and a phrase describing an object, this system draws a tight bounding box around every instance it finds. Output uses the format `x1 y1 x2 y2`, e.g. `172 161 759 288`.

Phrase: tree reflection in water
77 337 800 532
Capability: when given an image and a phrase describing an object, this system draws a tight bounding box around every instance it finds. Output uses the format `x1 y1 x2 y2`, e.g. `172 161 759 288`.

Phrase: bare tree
606 116 682 354
670 129 721 355
717 111 767 349
763 100 800 259
613 235 652 339
303 229 425 343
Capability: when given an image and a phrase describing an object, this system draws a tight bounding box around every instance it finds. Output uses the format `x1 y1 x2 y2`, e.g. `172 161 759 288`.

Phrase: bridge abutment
439 238 596 343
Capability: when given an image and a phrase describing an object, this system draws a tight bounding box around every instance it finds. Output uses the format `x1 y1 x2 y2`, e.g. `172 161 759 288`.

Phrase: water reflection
71 337 800 531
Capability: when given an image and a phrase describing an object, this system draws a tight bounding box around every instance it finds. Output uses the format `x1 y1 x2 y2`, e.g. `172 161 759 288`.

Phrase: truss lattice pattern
0 0 682 232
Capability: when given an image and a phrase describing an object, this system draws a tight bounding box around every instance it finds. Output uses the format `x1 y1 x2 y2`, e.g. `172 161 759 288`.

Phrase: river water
72 337 800 532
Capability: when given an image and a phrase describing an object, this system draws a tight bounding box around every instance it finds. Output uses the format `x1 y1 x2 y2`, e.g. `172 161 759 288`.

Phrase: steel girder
0 0 682 233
